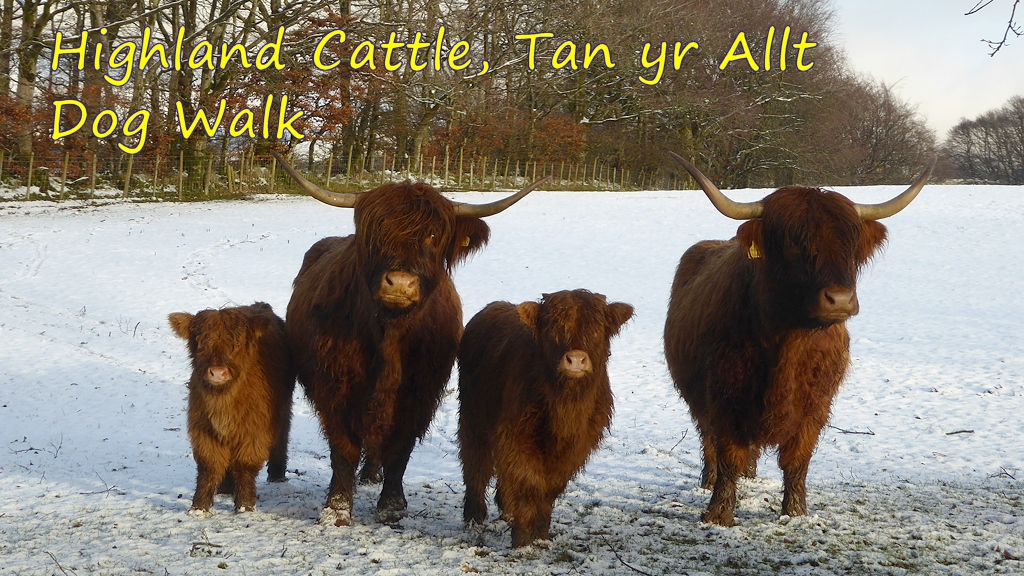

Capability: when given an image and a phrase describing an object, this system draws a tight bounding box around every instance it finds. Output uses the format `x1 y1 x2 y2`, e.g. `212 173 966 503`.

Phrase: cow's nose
561 350 592 377
817 285 859 320
207 366 231 385
379 271 421 307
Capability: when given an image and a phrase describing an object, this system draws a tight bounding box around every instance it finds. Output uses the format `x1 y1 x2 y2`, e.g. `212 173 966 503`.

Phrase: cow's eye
425 234 436 246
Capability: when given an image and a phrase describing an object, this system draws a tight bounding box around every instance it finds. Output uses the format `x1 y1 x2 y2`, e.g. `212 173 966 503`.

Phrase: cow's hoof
376 490 408 523
358 465 383 485
318 507 352 527
781 503 808 518
375 506 407 524
267 475 288 483
187 507 212 518
235 505 254 513
701 510 735 527
463 503 487 525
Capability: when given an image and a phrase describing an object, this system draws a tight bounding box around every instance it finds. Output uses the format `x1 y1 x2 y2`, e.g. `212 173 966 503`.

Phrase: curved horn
270 150 360 208
451 176 551 217
854 158 936 220
667 151 763 220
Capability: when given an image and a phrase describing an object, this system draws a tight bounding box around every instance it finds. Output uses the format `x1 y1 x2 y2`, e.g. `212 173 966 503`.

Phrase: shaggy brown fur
286 181 492 525
168 302 294 515
664 186 889 526
459 290 634 547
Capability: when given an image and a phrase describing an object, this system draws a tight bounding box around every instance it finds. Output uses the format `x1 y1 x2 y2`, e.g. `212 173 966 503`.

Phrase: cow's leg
743 446 761 479
778 426 820 517
461 437 493 525
499 463 547 548
532 488 561 544
376 434 416 523
358 453 383 485
494 480 509 521
231 461 262 512
508 487 544 548
321 438 360 527
703 438 748 527
267 380 295 482
190 446 229 516
699 430 717 490
216 475 235 495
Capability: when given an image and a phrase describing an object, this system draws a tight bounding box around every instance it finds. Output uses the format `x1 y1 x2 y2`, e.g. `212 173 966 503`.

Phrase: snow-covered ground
1 186 1021 575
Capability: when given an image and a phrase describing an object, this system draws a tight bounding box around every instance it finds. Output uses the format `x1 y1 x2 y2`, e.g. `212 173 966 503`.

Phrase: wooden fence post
60 152 69 201
458 147 464 188
347 144 354 181
0 151 5 181
178 152 184 200
325 153 333 190
444 146 450 186
123 154 134 199
204 155 213 197
26 152 34 200
269 156 277 194
154 154 161 196
90 153 97 199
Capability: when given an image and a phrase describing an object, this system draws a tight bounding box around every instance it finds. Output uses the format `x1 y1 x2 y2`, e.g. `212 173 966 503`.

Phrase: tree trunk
0 0 13 95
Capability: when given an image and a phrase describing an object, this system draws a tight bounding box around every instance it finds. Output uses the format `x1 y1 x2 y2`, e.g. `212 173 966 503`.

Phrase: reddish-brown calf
458 290 633 547
168 302 293 516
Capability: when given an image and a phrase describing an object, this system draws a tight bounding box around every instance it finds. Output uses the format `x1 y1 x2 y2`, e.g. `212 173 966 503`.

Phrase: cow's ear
605 302 635 337
737 219 764 261
448 217 491 266
168 312 193 339
516 301 541 329
856 220 888 265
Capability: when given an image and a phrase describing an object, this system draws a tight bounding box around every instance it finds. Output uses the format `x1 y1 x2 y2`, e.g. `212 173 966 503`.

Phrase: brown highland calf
273 151 547 526
459 290 634 547
168 302 294 516
663 151 933 526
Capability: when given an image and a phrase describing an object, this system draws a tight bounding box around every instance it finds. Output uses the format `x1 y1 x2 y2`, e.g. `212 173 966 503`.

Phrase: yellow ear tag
460 236 471 247
748 242 762 260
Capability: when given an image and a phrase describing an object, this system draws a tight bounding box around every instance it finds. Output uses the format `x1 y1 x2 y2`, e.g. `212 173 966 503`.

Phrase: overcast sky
831 0 1024 139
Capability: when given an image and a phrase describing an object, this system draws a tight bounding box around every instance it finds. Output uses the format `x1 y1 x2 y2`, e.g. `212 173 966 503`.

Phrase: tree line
1 0 940 189
946 95 1024 185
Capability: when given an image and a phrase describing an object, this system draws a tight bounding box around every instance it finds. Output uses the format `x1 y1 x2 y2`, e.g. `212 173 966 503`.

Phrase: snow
1 185 1022 575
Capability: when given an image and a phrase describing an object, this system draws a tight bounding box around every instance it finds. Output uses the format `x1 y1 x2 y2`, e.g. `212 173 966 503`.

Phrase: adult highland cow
663 151 933 526
274 151 546 526
458 290 634 547
168 302 294 516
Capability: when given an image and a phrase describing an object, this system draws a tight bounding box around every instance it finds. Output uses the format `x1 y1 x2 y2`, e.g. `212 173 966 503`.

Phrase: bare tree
967 0 1022 56
946 95 1024 184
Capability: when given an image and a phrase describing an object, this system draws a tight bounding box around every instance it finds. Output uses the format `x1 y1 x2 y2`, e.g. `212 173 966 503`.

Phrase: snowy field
1 186 1022 575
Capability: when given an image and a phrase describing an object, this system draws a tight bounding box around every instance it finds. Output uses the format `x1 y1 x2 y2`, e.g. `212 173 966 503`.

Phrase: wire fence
0 149 693 202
